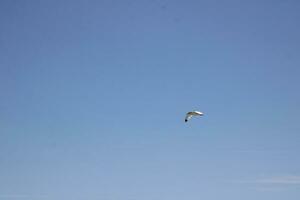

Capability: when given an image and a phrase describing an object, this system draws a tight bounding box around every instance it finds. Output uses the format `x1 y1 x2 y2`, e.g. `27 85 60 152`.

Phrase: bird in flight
185 111 204 122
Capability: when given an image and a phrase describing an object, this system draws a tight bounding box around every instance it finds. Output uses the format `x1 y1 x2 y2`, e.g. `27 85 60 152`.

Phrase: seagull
185 111 204 122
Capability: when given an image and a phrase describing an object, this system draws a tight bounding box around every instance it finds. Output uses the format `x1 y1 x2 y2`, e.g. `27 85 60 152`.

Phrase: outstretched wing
185 113 193 122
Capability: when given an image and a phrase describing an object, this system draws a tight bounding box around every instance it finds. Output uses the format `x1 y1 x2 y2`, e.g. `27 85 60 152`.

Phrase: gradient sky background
1 0 300 199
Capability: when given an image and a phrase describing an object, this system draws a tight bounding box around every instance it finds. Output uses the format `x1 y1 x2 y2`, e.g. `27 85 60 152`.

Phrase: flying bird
185 111 204 122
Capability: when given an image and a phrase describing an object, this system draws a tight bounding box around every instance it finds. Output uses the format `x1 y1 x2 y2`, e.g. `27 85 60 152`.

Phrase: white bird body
185 111 204 122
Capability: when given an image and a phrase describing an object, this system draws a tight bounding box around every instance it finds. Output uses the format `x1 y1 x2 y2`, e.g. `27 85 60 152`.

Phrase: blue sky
1 0 300 199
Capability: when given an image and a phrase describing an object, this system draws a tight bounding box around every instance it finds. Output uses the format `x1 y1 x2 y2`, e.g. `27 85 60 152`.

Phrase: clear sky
1 0 300 199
